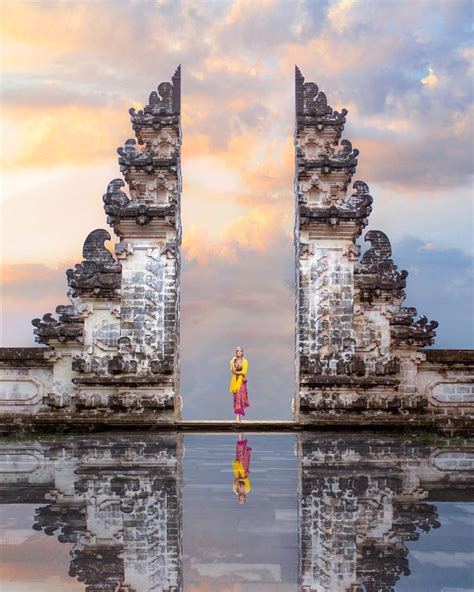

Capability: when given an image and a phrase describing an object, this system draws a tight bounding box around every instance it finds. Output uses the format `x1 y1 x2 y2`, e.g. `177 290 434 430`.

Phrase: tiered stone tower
29 67 182 420
294 66 443 421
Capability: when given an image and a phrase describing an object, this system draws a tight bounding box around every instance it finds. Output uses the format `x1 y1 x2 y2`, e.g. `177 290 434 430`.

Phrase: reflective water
0 432 473 591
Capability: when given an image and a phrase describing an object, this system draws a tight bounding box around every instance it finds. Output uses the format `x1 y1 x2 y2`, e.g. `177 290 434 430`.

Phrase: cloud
411 551 474 569
327 0 358 34
421 66 439 86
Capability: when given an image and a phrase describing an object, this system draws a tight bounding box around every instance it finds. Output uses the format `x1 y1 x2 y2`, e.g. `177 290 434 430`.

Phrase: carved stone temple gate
0 68 183 424
0 67 472 429
293 67 473 428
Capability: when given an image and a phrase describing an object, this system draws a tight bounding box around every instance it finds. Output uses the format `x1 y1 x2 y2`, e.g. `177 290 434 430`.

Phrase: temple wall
418 350 474 411
0 349 52 414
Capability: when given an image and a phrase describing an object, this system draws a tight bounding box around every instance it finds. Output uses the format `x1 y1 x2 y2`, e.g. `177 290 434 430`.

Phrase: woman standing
229 346 249 423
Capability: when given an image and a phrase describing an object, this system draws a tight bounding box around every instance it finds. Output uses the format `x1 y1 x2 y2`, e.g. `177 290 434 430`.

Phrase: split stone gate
0 67 472 430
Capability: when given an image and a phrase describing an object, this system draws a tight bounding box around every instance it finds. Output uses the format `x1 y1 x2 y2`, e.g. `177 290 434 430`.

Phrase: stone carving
295 66 348 140
355 230 408 301
117 133 178 168
391 308 439 347
66 229 121 298
129 65 181 142
103 178 130 209
299 178 373 228
32 307 83 345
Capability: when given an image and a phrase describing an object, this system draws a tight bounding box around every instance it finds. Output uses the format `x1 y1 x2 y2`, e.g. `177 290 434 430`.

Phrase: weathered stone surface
32 307 84 345
294 67 454 422
0 348 52 365
355 230 408 302
0 433 183 591
66 229 122 298
297 433 474 591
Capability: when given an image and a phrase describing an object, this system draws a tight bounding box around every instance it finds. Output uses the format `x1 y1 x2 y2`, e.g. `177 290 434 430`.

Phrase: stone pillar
294 68 438 422
294 67 371 418
28 68 183 422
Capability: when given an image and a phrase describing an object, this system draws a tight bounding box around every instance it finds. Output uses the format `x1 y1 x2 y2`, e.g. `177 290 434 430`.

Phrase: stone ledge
301 375 400 387
73 376 174 386
0 414 472 435
0 347 53 367
422 349 474 365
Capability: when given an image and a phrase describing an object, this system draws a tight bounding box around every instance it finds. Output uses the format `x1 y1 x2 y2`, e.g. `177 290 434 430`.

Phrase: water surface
0 432 473 591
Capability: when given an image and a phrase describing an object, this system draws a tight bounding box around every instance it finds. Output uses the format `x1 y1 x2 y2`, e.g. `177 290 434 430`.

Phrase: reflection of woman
229 346 249 423
232 433 252 504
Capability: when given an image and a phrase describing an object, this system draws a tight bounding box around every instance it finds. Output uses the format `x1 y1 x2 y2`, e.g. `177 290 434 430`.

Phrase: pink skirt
233 379 250 416
236 438 252 475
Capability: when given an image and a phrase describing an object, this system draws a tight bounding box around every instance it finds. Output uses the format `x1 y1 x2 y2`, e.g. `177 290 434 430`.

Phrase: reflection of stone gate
297 432 474 591
0 433 183 591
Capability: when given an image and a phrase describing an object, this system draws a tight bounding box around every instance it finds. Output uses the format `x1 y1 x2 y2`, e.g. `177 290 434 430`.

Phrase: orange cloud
183 201 288 265
1 2 136 54
1 263 63 285
1 104 126 168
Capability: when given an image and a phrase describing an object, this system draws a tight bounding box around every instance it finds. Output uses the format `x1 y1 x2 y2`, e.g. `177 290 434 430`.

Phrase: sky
0 0 473 420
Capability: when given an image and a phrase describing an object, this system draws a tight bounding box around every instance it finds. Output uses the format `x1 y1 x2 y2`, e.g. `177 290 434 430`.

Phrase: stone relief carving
66 229 121 298
355 230 408 302
32 307 84 345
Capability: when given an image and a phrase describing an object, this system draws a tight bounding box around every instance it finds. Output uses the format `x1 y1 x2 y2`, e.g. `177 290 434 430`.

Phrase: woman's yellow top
229 358 248 393
232 459 251 492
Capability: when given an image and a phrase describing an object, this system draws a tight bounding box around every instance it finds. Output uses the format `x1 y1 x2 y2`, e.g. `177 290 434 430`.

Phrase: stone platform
0 415 472 436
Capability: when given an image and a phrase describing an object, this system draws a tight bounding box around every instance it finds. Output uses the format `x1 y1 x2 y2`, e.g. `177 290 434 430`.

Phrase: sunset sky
1 0 473 419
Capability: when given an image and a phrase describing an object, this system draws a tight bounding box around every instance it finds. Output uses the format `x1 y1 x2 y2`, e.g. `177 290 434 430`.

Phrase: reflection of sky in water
396 503 474 592
183 434 298 590
0 433 473 591
0 504 83 591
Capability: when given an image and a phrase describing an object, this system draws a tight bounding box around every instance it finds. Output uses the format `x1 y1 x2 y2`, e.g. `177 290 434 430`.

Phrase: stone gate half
294 67 474 427
0 68 183 423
